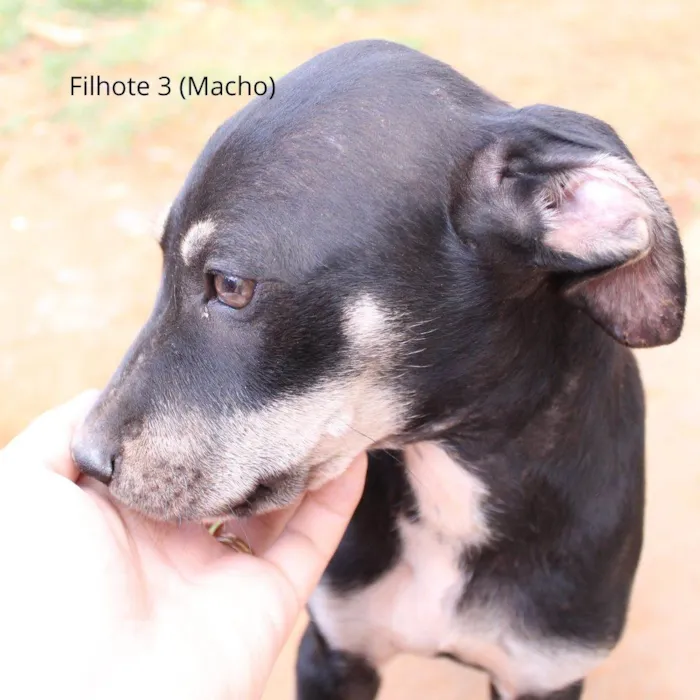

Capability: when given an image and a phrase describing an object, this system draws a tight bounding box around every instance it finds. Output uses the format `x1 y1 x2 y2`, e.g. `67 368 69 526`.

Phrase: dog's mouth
98 434 367 522
83 381 401 523
212 453 358 520
216 473 304 519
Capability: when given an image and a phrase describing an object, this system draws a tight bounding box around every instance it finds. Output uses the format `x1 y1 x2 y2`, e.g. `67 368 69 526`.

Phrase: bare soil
1 1 698 697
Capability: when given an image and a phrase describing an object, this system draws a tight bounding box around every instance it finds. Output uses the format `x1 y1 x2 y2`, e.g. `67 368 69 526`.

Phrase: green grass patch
53 100 105 128
53 100 140 154
94 115 138 152
56 0 155 15
42 48 88 91
391 35 425 50
96 21 158 66
239 0 416 16
0 0 26 51
0 112 29 135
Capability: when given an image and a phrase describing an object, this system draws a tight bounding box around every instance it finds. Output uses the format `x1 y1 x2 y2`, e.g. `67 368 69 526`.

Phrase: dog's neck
402 288 618 455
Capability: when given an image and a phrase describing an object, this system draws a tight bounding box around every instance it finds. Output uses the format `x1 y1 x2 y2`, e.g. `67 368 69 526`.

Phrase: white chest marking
309 442 607 698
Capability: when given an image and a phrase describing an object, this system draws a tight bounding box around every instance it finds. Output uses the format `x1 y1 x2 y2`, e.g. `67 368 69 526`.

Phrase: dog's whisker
375 443 434 502
406 326 439 337
402 316 437 329
396 458 432 498
403 318 440 333
338 422 377 445
238 519 253 552
223 507 253 553
331 421 432 501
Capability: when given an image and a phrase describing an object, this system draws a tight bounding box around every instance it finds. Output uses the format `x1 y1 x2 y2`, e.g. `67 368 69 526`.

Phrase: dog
71 40 686 699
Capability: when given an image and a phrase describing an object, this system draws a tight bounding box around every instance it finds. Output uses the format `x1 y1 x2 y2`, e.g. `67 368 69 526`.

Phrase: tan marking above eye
213 274 256 309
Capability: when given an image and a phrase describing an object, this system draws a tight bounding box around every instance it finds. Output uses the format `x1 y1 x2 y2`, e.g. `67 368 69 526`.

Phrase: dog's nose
71 435 116 485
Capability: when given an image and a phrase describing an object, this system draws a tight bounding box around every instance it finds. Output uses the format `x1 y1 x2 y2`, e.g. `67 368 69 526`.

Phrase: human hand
0 391 367 700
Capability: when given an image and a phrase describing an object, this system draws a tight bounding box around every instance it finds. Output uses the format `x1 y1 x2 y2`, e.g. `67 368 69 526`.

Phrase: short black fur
71 39 686 699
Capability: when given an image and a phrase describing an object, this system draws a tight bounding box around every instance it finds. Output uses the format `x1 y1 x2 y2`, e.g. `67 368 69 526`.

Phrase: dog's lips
215 492 270 520
210 454 354 520
214 470 309 519
221 501 255 519
305 453 354 491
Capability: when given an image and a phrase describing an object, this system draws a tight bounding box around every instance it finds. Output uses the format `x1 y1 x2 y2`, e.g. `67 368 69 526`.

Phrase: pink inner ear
544 168 652 265
553 157 685 348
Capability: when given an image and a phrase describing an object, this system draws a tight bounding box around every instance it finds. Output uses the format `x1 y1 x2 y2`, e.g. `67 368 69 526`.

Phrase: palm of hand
0 392 365 700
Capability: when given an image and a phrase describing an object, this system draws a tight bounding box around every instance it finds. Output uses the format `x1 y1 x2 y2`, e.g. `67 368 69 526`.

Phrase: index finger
0 390 100 481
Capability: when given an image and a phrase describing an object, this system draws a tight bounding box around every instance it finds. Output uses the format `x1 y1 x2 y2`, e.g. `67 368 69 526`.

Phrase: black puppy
72 40 686 699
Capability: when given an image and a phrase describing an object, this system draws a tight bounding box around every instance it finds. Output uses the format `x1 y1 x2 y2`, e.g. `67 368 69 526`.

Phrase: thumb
261 452 368 608
192 454 367 698
202 452 367 631
0 390 100 480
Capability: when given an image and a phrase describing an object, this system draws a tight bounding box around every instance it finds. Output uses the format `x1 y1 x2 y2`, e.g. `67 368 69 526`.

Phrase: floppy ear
548 156 685 347
459 105 686 348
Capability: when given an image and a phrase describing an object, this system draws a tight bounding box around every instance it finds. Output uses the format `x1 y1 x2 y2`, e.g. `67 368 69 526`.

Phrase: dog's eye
212 274 256 309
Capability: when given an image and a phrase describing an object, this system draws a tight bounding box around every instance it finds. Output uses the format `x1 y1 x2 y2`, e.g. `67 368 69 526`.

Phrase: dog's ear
457 104 686 348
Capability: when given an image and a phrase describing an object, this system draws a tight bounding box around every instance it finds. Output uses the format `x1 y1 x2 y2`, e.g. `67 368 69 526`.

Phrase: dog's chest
309 443 607 698
311 443 492 662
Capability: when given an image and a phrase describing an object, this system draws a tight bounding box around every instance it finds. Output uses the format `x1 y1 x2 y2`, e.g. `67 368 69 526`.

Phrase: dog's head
71 41 685 521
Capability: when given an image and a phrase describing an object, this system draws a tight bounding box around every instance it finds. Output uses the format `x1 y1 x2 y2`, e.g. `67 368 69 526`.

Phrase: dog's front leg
296 619 381 700
490 681 584 700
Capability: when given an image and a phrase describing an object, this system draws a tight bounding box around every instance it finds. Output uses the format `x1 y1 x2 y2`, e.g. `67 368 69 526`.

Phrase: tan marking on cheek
303 295 411 490
304 378 409 491
180 219 216 265
117 387 352 516
323 408 354 438
113 375 406 518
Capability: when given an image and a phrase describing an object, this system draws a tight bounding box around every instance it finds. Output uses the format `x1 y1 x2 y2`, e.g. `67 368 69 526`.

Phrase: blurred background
1 0 698 698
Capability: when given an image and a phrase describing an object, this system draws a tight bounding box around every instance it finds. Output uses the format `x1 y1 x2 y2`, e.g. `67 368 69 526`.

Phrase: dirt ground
1 0 698 698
